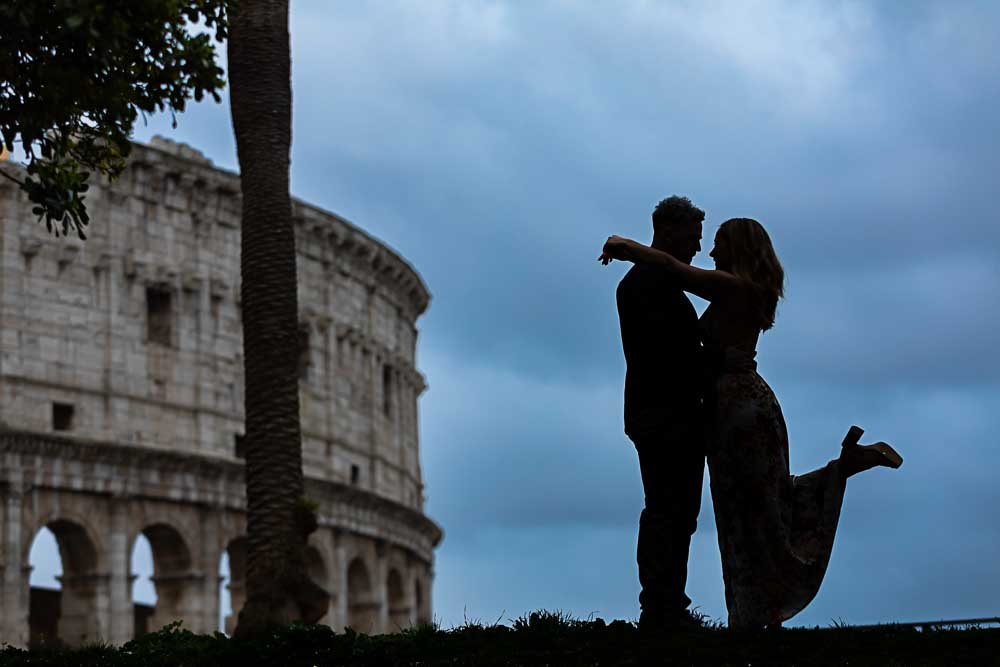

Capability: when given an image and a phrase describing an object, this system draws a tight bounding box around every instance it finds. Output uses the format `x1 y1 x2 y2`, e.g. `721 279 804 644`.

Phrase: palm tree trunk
227 0 328 638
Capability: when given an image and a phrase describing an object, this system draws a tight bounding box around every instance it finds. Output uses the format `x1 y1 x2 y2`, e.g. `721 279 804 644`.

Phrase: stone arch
222 537 246 635
386 568 409 631
27 518 102 647
346 557 376 633
23 506 105 569
133 523 197 636
304 544 331 625
304 545 328 590
141 523 193 576
47 520 99 574
128 504 202 562
413 575 429 625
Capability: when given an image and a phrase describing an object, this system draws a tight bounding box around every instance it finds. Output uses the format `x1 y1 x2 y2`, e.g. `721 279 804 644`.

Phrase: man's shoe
638 610 665 635
672 610 709 633
639 609 707 635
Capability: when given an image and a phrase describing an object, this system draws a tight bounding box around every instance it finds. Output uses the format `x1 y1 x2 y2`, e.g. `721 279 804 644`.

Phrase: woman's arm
600 235 743 302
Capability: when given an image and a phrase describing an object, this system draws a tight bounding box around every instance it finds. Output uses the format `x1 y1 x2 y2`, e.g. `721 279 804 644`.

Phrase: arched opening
132 524 195 636
414 578 428 624
346 557 376 633
305 545 327 589
304 545 331 625
386 569 409 631
27 520 100 647
129 534 156 636
28 527 62 648
217 549 230 633
222 537 246 635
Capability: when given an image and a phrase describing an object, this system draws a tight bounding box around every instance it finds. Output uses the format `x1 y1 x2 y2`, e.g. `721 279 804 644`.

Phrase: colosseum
0 137 442 647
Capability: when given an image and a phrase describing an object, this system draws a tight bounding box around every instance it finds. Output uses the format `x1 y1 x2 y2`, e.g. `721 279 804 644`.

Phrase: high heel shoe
839 425 903 476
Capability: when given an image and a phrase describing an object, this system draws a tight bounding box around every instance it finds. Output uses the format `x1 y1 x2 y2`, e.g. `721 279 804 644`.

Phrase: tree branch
0 169 24 187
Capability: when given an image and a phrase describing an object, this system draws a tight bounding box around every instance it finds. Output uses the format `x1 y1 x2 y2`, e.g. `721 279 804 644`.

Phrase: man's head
651 196 704 264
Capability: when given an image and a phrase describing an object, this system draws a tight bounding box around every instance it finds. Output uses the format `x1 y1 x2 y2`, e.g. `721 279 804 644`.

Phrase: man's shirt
617 263 702 440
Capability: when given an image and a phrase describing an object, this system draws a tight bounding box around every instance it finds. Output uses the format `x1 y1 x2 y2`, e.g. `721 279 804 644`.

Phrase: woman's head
710 218 784 331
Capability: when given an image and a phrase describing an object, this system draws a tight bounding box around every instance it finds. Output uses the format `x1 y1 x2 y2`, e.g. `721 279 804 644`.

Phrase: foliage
0 613 998 666
0 0 228 239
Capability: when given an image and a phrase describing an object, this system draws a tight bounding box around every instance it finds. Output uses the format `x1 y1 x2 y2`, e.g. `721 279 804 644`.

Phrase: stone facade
0 138 441 647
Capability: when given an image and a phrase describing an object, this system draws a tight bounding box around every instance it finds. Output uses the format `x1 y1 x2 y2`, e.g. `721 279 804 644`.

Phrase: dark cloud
274 0 1000 388
123 1 1000 629
420 351 638 534
764 257 1000 386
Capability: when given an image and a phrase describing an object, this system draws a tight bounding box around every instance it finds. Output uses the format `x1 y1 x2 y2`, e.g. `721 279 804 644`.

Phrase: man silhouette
615 195 705 631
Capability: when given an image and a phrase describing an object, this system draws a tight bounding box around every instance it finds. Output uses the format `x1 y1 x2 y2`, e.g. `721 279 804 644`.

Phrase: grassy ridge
3 612 998 666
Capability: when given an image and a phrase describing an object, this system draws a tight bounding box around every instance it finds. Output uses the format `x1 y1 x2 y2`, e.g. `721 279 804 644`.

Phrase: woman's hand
599 235 634 265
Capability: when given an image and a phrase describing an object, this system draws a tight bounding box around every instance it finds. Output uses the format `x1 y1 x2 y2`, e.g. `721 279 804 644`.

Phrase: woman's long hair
718 218 785 331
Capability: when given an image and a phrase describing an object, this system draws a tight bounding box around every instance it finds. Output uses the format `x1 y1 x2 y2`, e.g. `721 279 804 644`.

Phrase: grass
2 612 998 666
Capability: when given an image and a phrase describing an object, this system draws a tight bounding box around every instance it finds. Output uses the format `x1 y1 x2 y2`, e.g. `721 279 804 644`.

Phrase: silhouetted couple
601 197 903 631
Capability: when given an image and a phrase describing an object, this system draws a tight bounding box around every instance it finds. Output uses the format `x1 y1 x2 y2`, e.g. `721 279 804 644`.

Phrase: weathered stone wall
0 139 441 646
0 431 438 646
0 137 429 508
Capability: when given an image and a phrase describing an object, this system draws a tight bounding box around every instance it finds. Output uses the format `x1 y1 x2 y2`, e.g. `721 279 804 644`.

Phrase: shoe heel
841 425 864 449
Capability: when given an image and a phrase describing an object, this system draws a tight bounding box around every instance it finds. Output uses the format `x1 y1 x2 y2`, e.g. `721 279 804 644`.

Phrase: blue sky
29 0 1000 628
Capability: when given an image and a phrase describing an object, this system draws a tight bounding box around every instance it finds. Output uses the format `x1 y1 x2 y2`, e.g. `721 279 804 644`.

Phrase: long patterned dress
700 305 848 629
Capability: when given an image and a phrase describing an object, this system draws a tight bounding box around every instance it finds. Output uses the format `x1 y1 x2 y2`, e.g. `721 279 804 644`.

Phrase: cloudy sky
29 0 1000 628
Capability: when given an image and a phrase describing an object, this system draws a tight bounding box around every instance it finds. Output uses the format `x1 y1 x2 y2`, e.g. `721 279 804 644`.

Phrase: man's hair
651 196 705 231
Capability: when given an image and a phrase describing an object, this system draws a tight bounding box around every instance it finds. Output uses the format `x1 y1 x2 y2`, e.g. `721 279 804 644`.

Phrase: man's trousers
632 427 705 617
